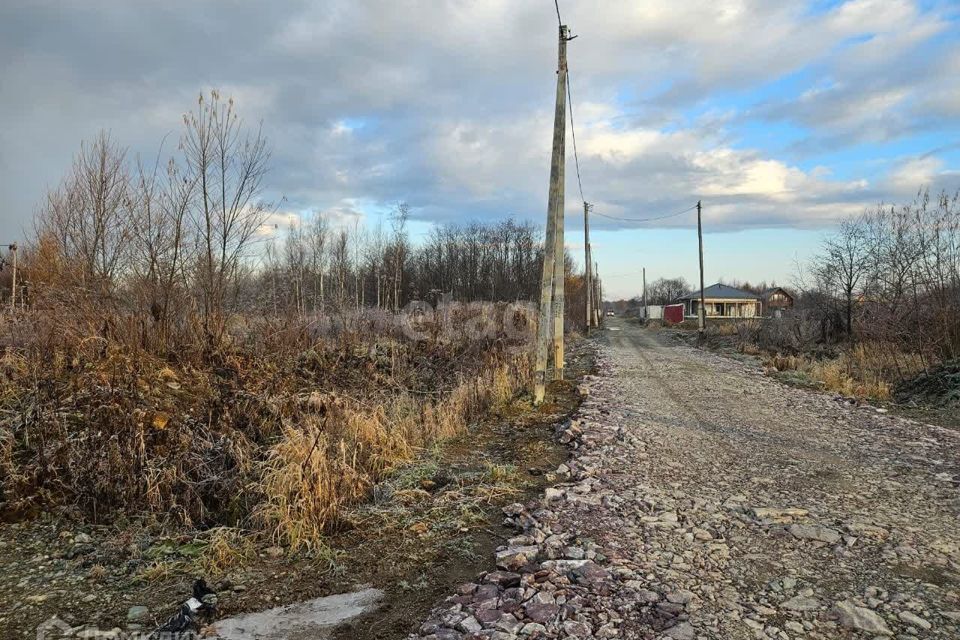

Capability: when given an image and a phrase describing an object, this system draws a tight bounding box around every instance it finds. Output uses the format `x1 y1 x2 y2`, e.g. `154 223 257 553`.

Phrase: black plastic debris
149 579 217 639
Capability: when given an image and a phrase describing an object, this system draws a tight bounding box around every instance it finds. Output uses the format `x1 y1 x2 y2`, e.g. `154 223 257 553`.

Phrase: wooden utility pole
697 200 706 337
533 24 570 404
8 244 17 312
583 202 592 331
642 267 647 320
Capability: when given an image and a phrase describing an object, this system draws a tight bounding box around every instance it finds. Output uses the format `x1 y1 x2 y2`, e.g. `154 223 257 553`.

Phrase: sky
1 0 958 299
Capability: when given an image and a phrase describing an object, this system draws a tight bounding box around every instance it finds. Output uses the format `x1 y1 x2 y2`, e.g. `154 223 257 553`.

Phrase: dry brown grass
710 322 741 336
770 354 803 372
138 560 176 583
0 303 532 551
766 343 925 401
194 527 257 576
256 354 531 550
741 343 763 356
88 564 108 581
344 456 525 540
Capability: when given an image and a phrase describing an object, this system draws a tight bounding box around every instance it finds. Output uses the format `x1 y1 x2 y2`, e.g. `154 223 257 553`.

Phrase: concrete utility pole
534 24 571 404
583 202 592 331
642 266 647 321
8 243 17 313
697 200 706 337
592 259 599 326
595 262 602 324
552 127 567 381
592 261 598 322
589 244 598 326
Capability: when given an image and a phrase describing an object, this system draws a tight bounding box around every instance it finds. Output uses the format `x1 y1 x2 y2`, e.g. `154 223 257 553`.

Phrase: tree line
801 190 960 363
257 213 546 316
2 91 597 356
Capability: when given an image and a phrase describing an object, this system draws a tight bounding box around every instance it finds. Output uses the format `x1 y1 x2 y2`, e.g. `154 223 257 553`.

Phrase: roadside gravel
411 320 960 639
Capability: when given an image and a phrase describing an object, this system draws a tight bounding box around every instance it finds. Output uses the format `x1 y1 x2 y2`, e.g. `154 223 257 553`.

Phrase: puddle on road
212 588 383 640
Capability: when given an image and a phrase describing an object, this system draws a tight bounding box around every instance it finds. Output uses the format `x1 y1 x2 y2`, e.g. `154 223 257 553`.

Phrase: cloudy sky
1 0 958 298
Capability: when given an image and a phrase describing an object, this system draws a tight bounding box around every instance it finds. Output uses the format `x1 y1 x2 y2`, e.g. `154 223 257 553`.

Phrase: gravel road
412 319 960 639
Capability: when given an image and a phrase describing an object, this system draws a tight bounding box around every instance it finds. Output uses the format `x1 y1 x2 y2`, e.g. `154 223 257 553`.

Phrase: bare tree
284 216 308 317
129 148 196 344
386 203 410 310
646 277 690 305
330 228 351 309
307 213 329 311
36 131 131 294
815 216 869 342
181 90 272 344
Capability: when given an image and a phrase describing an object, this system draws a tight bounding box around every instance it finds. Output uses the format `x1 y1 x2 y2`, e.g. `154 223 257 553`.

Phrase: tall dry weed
256 351 530 549
1 300 532 549
767 342 924 401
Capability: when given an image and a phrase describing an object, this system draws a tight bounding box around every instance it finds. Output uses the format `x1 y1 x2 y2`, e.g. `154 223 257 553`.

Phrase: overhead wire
567 74 585 205
603 268 648 278
555 1 694 226
590 204 698 223
553 0 699 304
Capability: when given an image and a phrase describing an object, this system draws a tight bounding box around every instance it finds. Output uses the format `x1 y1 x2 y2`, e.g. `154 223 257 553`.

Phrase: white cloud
827 0 916 34
754 1 958 147
0 0 957 241
888 156 944 191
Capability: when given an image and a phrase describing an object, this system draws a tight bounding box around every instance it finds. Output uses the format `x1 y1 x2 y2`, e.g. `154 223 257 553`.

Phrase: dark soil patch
893 360 960 429
894 360 960 406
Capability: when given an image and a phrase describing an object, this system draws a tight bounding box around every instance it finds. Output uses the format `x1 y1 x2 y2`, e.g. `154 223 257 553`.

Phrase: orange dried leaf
151 412 170 430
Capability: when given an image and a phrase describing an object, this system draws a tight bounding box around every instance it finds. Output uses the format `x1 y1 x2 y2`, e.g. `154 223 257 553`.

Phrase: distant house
761 287 794 317
676 283 761 319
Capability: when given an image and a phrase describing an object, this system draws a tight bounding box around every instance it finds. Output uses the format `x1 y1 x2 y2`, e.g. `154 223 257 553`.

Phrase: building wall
762 290 794 316
687 299 760 318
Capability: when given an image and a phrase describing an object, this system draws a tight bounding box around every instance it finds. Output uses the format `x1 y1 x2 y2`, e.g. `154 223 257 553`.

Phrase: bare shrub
34 131 131 295
748 190 960 402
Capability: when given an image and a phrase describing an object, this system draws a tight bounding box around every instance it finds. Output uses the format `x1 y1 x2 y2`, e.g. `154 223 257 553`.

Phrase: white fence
638 305 663 320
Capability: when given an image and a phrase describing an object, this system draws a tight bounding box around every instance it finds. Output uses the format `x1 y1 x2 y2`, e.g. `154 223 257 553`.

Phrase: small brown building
762 287 794 317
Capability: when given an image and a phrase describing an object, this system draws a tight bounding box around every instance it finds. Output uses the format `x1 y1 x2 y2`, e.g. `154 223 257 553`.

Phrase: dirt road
412 319 960 639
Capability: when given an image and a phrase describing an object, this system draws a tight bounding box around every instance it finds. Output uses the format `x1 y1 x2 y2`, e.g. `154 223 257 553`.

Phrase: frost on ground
411 319 960 639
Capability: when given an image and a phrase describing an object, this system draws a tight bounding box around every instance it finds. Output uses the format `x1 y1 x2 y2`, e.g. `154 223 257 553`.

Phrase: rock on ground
409 320 960 639
213 588 383 639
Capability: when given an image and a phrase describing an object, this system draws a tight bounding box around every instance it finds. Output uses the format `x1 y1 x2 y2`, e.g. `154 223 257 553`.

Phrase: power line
552 2 696 226
553 0 583 204
603 268 647 278
567 72 585 204
590 204 698 223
